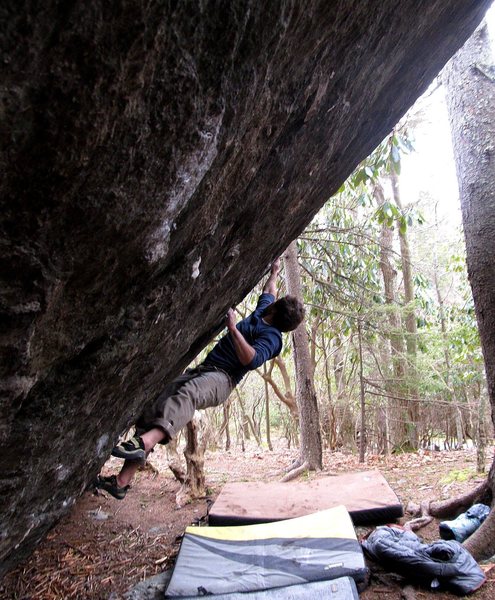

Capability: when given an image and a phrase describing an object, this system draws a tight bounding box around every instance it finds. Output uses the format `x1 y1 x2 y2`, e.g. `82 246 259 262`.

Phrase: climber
95 258 304 499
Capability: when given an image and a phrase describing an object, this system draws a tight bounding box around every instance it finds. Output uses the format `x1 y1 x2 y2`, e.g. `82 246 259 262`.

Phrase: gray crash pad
123 573 358 600
165 506 367 597
168 577 359 599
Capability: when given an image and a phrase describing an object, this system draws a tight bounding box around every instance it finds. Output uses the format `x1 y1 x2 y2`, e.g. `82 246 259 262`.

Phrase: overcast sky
399 2 494 232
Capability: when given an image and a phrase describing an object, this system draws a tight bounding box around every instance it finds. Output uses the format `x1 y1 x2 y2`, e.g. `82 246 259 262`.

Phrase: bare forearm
229 327 256 366
263 258 281 297
226 308 256 365
263 272 278 297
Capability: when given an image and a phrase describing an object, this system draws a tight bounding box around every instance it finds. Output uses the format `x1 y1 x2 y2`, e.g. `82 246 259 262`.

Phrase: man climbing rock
96 259 304 499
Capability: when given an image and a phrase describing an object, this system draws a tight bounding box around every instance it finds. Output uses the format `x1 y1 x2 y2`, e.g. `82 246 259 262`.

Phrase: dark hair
263 295 305 332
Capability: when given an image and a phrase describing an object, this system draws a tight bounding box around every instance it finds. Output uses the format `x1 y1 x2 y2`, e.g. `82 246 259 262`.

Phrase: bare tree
282 241 322 480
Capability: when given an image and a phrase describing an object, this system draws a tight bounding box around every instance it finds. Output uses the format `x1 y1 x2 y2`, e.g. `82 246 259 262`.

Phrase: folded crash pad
165 505 368 598
208 470 402 526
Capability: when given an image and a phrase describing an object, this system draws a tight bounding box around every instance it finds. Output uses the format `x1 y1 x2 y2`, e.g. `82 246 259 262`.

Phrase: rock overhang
0 0 491 575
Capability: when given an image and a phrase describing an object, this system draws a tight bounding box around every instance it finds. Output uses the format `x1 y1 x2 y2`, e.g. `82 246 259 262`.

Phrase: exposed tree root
269 456 302 478
406 480 489 523
288 457 303 470
403 516 434 532
281 460 311 482
404 478 494 560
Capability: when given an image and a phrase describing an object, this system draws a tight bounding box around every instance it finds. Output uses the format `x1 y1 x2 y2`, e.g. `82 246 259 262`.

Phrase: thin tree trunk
334 335 346 401
309 318 319 379
235 388 261 446
176 416 207 506
433 206 452 381
166 437 186 483
321 329 336 449
455 406 464 448
391 170 419 449
358 319 366 462
377 182 409 450
263 363 273 451
221 401 231 451
377 340 391 456
433 203 459 447
282 240 322 478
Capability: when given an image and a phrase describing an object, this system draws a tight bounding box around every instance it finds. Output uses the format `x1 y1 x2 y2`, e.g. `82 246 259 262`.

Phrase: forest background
188 76 490 471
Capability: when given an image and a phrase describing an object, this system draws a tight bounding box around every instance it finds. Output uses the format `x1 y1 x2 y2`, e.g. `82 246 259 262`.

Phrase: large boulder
0 0 490 575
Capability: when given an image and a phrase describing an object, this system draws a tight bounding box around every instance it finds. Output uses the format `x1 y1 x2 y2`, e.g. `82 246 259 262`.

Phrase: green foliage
440 468 477 484
198 115 487 457
291 122 486 453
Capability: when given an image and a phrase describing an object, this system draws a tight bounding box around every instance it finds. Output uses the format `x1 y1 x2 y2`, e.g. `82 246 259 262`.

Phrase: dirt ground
1 442 494 600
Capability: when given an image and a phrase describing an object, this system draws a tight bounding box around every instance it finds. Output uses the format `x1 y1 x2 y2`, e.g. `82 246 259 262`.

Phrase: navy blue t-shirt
202 293 282 384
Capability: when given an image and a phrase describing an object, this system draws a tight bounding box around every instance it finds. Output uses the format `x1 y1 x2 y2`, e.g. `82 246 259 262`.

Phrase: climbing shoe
95 475 129 500
111 435 146 461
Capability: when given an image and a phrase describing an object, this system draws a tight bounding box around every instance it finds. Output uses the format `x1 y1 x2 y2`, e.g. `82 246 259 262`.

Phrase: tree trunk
441 20 495 560
432 205 452 385
476 382 486 473
333 335 354 447
321 329 337 449
263 363 273 451
282 241 322 479
334 335 346 402
235 388 261 446
175 415 207 507
377 182 410 450
220 401 231 451
166 437 186 483
391 170 419 449
357 319 366 462
433 203 463 448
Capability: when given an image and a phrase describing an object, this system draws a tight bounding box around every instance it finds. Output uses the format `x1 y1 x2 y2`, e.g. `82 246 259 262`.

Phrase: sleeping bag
362 526 485 595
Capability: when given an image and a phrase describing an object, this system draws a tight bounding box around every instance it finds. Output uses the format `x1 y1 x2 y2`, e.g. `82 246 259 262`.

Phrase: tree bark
377 182 410 450
391 170 419 449
405 478 490 533
321 329 337 449
220 401 231 451
263 363 273 451
166 437 186 483
442 20 495 559
432 204 466 448
283 241 323 475
235 388 261 446
175 415 207 507
357 319 366 462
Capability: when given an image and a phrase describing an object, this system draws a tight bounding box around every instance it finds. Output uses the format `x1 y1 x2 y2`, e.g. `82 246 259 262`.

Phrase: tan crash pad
208 469 403 526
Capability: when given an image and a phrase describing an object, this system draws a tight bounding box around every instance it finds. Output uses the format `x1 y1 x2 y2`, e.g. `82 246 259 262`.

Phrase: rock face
0 0 490 574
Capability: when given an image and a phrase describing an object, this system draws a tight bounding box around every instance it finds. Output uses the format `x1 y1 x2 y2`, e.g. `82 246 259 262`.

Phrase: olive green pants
136 366 234 442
